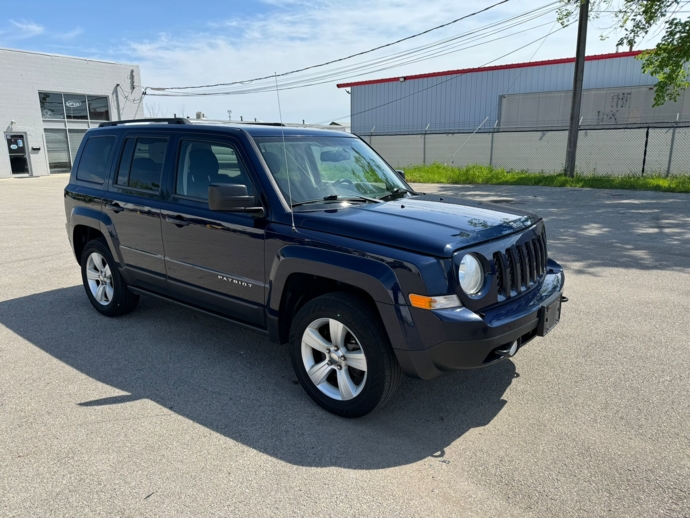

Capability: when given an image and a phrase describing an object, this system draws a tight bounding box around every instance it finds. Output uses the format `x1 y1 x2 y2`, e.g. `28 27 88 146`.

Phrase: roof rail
98 118 191 127
237 122 285 127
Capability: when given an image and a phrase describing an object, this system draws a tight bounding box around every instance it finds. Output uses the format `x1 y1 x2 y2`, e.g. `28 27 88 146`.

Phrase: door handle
165 215 190 227
105 202 123 213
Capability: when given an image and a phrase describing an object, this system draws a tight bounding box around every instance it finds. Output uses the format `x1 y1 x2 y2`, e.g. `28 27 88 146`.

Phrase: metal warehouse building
338 51 690 135
0 48 143 178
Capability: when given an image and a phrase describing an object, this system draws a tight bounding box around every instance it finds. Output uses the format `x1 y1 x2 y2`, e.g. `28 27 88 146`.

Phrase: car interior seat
187 149 219 199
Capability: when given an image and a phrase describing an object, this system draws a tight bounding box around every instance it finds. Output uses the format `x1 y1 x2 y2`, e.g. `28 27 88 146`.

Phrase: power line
314 23 571 125
150 3 557 96
254 20 558 95
117 85 144 103
188 3 559 96
149 18 557 97
147 3 560 97
446 21 559 163
485 19 560 121
149 0 513 92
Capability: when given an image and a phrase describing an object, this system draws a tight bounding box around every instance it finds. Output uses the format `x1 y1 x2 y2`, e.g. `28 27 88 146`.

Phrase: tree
559 0 690 106
144 102 168 118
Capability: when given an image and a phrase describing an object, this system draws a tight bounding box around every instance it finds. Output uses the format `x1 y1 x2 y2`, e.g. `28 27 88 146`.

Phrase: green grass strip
404 163 690 194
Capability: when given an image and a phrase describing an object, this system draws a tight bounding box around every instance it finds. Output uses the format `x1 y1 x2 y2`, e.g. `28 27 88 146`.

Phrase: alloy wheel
85 252 114 306
301 317 368 401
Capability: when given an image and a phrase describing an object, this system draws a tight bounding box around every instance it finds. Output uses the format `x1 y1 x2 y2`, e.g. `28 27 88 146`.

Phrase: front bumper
391 260 565 380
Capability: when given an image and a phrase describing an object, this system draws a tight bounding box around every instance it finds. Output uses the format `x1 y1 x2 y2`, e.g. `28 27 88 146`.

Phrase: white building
0 48 143 178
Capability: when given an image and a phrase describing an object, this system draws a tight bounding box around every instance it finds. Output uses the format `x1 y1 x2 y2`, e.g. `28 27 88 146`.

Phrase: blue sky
0 0 270 53
0 1 665 123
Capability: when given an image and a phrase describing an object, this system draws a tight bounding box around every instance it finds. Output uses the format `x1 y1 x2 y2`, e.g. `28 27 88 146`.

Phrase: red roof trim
336 50 644 88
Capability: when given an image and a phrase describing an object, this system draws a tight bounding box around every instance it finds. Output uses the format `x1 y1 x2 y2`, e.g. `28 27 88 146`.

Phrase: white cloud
0 20 81 43
7 19 44 39
55 28 84 40
120 0 665 124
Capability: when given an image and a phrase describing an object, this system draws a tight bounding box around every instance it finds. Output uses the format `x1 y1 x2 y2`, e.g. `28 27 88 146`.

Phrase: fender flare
266 245 407 343
70 206 123 265
268 245 405 309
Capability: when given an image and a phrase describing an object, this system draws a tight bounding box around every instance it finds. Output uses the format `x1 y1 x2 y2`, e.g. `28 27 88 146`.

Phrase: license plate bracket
537 295 562 336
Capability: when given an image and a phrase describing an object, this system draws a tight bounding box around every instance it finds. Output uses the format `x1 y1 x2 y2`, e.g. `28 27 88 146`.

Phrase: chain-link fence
360 124 690 175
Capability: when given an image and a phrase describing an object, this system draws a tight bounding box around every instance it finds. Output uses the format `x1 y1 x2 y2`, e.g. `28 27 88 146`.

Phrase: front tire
80 239 139 317
289 292 402 418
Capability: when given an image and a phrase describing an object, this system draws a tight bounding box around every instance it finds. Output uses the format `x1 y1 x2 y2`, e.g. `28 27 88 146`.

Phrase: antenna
274 73 297 233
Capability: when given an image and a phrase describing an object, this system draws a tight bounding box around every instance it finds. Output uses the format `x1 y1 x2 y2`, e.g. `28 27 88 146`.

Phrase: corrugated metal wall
350 55 657 135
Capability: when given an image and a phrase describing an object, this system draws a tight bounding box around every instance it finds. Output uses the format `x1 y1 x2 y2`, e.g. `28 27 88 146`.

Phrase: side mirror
208 183 264 216
396 169 406 180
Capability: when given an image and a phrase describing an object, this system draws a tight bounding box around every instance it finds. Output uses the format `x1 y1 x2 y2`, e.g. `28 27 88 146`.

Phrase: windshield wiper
378 188 419 201
292 194 382 207
322 194 382 204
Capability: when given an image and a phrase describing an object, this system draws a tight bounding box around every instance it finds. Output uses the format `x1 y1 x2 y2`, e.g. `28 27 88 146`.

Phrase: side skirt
128 286 270 336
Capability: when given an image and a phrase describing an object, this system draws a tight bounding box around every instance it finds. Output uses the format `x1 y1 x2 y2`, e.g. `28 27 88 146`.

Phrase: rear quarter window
75 136 116 184
116 137 167 192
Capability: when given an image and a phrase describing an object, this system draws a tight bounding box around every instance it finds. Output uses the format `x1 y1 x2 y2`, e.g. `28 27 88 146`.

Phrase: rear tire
289 292 402 418
80 239 139 317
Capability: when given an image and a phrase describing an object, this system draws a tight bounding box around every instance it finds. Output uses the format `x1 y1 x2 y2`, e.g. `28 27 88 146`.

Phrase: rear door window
75 136 116 184
115 137 167 191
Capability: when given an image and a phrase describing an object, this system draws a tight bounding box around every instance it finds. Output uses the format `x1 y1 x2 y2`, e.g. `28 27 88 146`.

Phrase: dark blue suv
64 118 565 417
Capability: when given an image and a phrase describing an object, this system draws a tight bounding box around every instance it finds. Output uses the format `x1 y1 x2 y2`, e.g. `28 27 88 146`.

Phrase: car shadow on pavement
0 285 515 470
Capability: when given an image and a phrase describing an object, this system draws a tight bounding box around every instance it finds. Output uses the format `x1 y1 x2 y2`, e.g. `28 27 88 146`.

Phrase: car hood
294 194 540 258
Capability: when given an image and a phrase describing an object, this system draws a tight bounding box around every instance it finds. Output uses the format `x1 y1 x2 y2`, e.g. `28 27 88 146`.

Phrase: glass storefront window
87 96 110 121
63 94 88 120
39 91 113 172
68 129 88 162
44 129 71 174
38 92 111 122
39 92 65 120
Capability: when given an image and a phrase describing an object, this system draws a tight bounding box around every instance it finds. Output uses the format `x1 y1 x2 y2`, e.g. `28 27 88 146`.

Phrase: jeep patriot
64 118 565 417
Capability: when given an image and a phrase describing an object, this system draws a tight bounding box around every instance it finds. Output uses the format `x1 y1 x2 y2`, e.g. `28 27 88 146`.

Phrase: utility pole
565 0 589 177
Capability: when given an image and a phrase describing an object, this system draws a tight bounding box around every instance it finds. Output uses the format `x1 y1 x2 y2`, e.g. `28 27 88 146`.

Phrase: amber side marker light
409 293 462 310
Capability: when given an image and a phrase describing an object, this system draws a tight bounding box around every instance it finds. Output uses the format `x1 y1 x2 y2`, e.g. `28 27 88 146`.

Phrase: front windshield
253 136 408 206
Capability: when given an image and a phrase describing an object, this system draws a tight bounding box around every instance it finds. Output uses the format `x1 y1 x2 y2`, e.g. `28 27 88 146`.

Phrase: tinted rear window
116 137 167 191
75 136 115 184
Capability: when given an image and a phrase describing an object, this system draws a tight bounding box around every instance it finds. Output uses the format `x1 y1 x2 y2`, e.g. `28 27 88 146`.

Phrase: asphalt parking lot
1 175 689 517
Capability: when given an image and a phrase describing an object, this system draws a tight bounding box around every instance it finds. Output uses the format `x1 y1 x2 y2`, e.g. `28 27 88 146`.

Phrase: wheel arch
267 246 406 345
72 224 106 265
69 207 119 266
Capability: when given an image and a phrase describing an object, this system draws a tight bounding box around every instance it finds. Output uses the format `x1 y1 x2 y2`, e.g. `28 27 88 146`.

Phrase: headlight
459 254 484 295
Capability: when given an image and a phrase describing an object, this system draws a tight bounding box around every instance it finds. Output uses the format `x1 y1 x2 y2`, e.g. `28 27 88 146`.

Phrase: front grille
494 232 548 298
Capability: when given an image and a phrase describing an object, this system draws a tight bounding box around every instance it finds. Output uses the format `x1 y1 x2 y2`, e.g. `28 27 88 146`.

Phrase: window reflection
38 91 112 174
44 129 71 173
64 94 88 120
39 92 65 120
68 130 88 162
75 136 116 184
87 96 110 121
38 92 111 122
